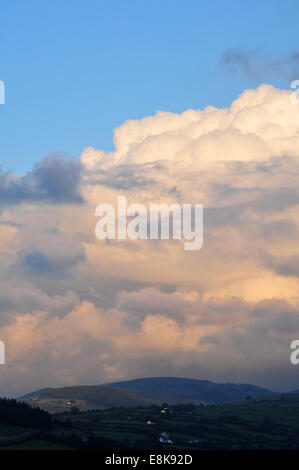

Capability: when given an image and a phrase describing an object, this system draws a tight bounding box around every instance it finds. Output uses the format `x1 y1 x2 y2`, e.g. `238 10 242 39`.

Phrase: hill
18 388 52 400
20 377 278 413
25 385 152 413
109 377 276 404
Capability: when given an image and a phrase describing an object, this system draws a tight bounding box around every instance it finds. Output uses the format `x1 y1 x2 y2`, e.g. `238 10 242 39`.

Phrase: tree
70 406 80 414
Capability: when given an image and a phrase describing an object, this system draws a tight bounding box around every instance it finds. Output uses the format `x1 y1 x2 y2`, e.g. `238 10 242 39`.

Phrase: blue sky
0 0 299 173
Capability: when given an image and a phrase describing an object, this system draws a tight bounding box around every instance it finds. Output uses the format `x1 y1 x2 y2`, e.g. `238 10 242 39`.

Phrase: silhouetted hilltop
110 377 276 404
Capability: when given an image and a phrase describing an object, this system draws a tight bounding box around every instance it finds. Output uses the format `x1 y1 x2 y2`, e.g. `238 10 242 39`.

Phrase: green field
51 393 299 450
1 393 299 450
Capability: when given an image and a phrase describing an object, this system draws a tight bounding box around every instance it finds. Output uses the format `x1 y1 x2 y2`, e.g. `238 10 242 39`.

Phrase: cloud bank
220 48 299 82
1 84 299 395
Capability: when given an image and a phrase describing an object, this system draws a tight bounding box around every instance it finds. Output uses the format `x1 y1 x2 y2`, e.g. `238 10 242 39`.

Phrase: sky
1 0 299 173
1 1 299 396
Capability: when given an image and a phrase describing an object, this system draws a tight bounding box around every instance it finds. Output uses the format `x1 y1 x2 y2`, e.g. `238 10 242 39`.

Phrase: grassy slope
2 393 299 449
54 393 299 450
109 377 275 404
37 384 152 408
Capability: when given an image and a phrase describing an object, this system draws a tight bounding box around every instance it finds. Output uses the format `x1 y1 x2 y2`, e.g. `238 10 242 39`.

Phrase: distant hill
20 377 278 413
25 385 152 413
18 388 52 400
109 377 276 404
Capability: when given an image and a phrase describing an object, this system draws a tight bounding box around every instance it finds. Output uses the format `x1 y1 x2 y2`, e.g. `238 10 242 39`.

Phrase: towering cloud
0 84 299 396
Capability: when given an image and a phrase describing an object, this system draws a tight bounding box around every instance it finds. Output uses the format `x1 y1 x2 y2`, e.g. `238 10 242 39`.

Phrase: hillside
5 393 299 450
109 377 276 404
18 388 52 400
20 377 278 413
24 385 152 413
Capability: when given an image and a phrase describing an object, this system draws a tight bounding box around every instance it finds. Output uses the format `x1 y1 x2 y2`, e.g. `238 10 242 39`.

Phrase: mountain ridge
17 377 281 412
109 376 277 404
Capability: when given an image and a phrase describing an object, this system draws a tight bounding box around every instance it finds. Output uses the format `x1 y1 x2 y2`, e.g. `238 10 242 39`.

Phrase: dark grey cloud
271 255 299 279
220 47 299 82
204 204 246 228
211 183 261 199
87 162 161 190
205 186 299 231
226 156 298 176
31 154 83 203
251 187 299 214
257 219 297 239
0 153 84 206
199 334 221 345
270 311 299 335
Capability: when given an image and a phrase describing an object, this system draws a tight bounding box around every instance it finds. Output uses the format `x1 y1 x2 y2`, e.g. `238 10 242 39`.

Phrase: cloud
22 248 85 276
1 84 299 395
220 47 299 82
1 294 298 396
268 255 299 279
0 153 84 207
31 154 83 203
87 162 158 190
24 252 52 274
